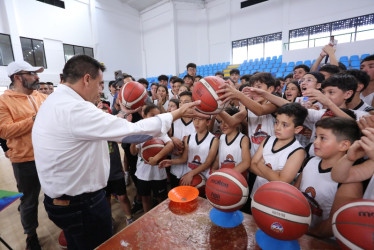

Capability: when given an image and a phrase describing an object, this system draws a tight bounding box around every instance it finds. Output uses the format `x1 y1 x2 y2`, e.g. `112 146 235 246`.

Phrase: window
0 33 14 66
63 44 94 62
20 37 47 68
232 32 282 63
288 13 374 50
232 39 247 64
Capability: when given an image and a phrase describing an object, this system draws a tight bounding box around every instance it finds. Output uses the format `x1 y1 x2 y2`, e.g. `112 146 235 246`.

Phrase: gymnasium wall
0 0 142 87
0 0 373 87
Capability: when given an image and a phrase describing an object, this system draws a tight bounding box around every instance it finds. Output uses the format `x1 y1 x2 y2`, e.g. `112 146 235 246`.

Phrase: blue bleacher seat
266 64 273 69
247 65 253 70
264 69 270 73
296 61 303 66
280 63 287 68
341 61 349 68
288 62 295 67
361 54 370 60
278 68 286 73
339 56 349 62
253 65 260 70
350 55 359 61
259 65 266 70
274 63 280 68
284 71 292 76
275 72 283 78
251 70 258 74
304 60 311 65
286 66 294 72
272 56 277 60
351 66 360 70
259 58 264 62
271 68 278 73
351 61 361 67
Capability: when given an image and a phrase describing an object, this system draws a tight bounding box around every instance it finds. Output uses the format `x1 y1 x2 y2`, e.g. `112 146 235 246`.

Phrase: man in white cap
0 60 45 250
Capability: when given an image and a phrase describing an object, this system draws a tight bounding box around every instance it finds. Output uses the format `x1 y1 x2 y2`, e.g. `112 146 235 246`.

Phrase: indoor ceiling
120 0 205 12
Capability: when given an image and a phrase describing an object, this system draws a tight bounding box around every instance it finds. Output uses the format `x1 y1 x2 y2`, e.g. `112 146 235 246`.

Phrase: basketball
118 81 148 109
205 168 248 212
180 173 206 194
192 76 228 115
141 139 165 163
251 181 311 240
332 199 374 250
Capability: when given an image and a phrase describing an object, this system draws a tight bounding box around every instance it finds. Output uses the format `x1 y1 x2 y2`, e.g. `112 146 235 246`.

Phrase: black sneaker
131 201 143 214
25 234 41 250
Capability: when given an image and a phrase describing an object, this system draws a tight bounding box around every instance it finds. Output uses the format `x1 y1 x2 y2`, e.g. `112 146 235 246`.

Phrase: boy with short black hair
345 69 374 113
183 75 194 88
250 103 307 197
295 117 362 238
130 104 174 212
170 77 183 99
360 54 374 107
138 78 149 90
186 63 197 77
158 75 169 86
318 64 340 79
293 64 310 80
215 71 224 78
168 91 196 187
230 68 240 88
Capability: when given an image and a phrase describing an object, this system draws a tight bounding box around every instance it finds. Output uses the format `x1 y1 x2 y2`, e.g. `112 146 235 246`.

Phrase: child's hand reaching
158 159 172 169
346 140 366 162
180 172 194 186
359 128 374 160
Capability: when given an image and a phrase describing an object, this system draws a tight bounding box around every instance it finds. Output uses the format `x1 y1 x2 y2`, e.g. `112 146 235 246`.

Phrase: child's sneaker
131 201 143 214
58 231 67 249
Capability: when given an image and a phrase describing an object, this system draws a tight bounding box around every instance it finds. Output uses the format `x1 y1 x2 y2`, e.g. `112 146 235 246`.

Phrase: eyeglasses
16 72 38 76
298 78 316 84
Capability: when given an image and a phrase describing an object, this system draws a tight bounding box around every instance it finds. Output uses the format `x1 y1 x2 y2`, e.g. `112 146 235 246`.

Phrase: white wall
0 0 143 87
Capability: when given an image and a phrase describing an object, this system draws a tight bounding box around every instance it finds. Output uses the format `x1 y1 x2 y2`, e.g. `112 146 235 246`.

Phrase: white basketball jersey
183 131 216 179
363 174 374 200
353 100 374 113
251 136 304 198
135 134 171 181
170 118 196 178
298 157 338 228
247 110 275 157
360 92 374 107
218 132 246 170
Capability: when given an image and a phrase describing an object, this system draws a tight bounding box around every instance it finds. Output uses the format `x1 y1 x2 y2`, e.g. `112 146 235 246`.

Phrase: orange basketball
251 181 311 240
180 173 206 195
118 81 148 109
205 168 248 212
332 199 374 250
141 139 165 163
192 76 228 114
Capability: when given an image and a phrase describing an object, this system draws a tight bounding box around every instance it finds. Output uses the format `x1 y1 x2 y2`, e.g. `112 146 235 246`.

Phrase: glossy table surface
97 197 338 249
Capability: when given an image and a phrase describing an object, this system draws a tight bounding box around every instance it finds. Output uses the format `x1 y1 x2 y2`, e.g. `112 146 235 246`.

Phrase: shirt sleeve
69 102 173 142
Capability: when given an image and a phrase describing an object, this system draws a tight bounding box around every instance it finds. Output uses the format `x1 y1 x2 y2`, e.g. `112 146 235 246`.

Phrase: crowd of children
99 52 374 241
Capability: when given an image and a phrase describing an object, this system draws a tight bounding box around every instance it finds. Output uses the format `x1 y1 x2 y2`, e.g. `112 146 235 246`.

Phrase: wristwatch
119 110 128 119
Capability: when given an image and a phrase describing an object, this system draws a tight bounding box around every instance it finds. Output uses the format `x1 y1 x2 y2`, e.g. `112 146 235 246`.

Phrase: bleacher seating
150 53 371 84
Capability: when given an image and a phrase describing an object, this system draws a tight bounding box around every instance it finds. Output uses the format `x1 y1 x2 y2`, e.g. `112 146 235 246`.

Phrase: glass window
0 34 14 66
232 39 247 64
332 18 355 44
63 44 94 62
310 23 331 47
264 33 282 58
356 14 374 41
63 44 74 62
20 37 47 68
289 28 309 50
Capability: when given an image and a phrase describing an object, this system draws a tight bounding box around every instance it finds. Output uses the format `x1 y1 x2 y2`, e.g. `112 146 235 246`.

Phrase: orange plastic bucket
168 186 199 214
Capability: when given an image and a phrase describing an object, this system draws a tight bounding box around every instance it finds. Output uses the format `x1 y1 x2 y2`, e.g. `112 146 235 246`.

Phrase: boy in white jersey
168 91 198 187
217 73 278 157
360 55 374 107
345 69 374 114
130 104 174 212
250 103 307 198
160 116 218 184
295 117 362 238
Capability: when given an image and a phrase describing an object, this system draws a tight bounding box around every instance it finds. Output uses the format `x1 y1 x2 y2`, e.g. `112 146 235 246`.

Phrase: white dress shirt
32 84 173 198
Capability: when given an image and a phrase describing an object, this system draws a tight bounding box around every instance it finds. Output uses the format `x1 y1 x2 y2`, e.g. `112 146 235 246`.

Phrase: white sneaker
124 172 130 186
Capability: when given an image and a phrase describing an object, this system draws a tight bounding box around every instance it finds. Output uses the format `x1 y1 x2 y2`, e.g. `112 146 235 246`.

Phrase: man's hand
216 83 240 103
170 100 210 120
323 44 336 56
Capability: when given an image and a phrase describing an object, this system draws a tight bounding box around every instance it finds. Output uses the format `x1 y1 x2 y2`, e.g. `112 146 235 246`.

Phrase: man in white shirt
32 55 203 249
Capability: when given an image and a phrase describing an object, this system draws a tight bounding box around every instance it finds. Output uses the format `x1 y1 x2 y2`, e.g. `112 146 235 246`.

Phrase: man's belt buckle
53 199 70 206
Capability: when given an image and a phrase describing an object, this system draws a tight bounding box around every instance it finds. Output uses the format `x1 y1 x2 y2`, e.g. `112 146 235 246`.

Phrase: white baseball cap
7 61 44 77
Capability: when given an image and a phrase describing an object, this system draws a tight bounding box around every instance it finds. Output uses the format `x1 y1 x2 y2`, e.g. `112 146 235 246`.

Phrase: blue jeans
44 190 112 250
12 161 41 235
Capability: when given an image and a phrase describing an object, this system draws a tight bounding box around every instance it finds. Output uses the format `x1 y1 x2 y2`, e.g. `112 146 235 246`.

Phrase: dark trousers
169 173 180 189
44 190 112 250
12 161 41 235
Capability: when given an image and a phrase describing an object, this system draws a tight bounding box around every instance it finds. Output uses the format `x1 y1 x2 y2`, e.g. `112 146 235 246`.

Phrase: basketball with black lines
205 168 249 212
141 139 165 163
192 76 228 115
332 199 374 250
251 181 311 240
118 81 148 109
